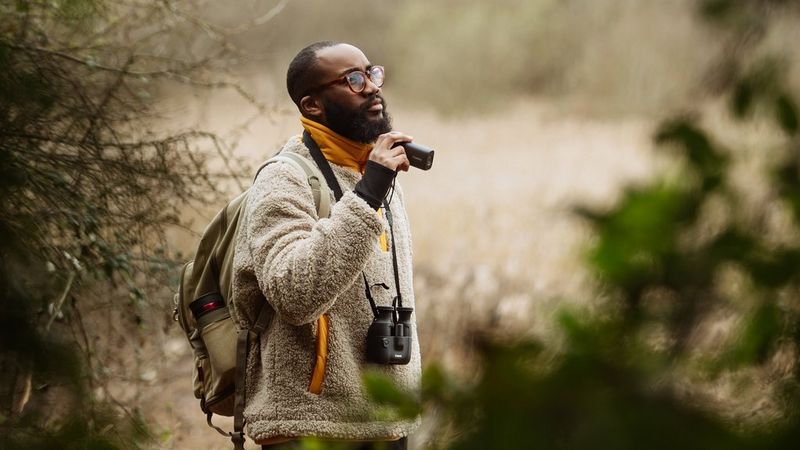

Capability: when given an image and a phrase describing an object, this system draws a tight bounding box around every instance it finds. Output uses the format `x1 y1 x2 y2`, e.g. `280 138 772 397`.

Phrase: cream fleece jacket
231 136 421 443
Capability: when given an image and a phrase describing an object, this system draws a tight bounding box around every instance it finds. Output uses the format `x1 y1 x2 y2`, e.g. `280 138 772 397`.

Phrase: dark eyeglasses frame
308 66 385 96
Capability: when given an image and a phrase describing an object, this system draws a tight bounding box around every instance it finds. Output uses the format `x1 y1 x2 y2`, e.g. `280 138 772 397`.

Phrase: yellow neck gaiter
300 116 388 252
300 116 373 174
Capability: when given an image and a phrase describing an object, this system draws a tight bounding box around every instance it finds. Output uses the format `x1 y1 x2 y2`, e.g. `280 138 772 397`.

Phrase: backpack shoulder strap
228 152 332 449
253 153 332 219
231 304 271 450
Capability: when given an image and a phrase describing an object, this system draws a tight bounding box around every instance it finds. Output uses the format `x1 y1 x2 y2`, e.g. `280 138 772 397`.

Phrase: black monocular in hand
394 141 434 170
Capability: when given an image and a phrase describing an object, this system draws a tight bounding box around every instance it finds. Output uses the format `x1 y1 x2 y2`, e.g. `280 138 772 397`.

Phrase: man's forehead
315 44 371 76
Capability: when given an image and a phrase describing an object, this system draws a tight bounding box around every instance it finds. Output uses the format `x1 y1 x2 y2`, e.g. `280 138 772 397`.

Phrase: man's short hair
286 41 341 107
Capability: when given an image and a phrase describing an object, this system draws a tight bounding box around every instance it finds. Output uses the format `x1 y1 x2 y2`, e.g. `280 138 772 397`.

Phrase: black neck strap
383 202 403 309
302 130 403 314
362 273 379 318
303 131 344 201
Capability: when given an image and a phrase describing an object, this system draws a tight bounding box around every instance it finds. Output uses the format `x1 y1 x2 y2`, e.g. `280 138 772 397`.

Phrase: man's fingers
393 154 410 172
390 146 410 171
369 131 414 171
376 131 413 149
390 145 407 157
398 158 410 172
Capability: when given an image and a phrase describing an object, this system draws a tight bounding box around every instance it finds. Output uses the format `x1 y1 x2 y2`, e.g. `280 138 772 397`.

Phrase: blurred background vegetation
2 0 800 449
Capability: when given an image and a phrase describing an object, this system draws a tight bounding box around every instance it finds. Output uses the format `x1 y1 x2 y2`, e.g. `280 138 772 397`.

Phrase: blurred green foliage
363 1 800 449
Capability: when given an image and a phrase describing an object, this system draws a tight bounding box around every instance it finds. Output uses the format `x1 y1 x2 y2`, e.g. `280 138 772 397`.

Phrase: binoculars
395 142 434 171
366 306 413 365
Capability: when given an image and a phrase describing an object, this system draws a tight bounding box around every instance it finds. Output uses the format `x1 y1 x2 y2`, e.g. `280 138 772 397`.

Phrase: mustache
360 94 385 112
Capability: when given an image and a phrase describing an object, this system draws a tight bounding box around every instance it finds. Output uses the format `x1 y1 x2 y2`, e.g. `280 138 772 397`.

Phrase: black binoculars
366 306 413 365
394 141 434 171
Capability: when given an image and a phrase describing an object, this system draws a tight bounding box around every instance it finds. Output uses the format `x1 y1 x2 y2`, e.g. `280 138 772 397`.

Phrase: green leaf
298 438 351 450
655 119 728 191
731 79 753 118
587 184 696 288
363 371 420 419
699 0 737 20
421 363 448 399
743 249 800 288
775 93 799 135
773 160 800 223
129 286 146 304
726 302 781 366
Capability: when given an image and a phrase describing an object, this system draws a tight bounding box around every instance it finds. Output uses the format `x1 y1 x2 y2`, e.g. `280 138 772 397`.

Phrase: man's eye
348 73 364 86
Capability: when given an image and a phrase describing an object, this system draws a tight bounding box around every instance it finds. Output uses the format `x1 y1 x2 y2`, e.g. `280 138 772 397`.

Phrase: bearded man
231 41 421 450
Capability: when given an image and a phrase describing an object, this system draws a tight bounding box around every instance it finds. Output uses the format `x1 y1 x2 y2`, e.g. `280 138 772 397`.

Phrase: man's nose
362 76 381 96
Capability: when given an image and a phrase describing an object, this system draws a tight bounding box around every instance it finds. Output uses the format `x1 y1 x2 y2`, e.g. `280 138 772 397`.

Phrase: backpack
173 150 331 450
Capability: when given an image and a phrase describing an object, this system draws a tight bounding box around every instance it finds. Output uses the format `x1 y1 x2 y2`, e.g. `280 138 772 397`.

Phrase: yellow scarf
300 116 372 174
299 116 389 252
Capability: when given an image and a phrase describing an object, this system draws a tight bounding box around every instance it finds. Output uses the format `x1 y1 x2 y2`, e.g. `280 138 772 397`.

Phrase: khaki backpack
173 151 331 450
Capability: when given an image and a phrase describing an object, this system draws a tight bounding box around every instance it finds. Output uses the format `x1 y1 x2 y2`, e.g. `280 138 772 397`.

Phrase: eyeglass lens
346 67 384 93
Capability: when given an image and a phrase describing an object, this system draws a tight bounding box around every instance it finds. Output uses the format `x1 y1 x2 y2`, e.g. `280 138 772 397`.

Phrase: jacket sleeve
244 160 383 326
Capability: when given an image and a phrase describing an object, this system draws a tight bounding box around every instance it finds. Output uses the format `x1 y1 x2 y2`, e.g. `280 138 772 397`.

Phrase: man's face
311 44 392 143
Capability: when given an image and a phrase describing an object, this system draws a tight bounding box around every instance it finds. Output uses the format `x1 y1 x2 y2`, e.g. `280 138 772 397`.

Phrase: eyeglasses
312 66 385 95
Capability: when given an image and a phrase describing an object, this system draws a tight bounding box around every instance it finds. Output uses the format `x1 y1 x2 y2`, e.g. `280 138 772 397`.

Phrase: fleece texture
231 135 421 444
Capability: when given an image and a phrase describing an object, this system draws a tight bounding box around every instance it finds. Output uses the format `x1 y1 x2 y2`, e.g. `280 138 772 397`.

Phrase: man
231 42 421 450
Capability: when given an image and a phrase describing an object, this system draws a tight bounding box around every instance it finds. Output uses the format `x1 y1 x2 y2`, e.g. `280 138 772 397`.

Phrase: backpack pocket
194 307 238 415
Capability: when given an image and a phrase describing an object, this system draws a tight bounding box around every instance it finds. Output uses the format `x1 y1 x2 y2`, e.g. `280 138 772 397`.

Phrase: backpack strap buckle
230 431 246 450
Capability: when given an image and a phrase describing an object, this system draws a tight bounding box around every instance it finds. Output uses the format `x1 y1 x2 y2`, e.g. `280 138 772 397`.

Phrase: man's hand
354 131 413 210
369 131 413 172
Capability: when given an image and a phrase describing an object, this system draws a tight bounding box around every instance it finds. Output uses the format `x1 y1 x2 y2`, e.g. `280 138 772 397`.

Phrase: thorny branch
0 0 286 423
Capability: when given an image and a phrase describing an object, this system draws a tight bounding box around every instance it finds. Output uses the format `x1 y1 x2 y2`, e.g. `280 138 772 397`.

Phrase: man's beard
322 94 393 144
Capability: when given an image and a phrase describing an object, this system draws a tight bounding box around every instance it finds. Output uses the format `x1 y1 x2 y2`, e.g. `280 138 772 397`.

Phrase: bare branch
161 0 290 38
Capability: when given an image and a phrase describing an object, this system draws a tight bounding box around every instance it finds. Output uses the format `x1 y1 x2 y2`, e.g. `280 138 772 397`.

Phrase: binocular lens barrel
396 307 413 337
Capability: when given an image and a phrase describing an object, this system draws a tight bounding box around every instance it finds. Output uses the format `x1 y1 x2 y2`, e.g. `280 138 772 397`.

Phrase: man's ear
300 95 324 120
